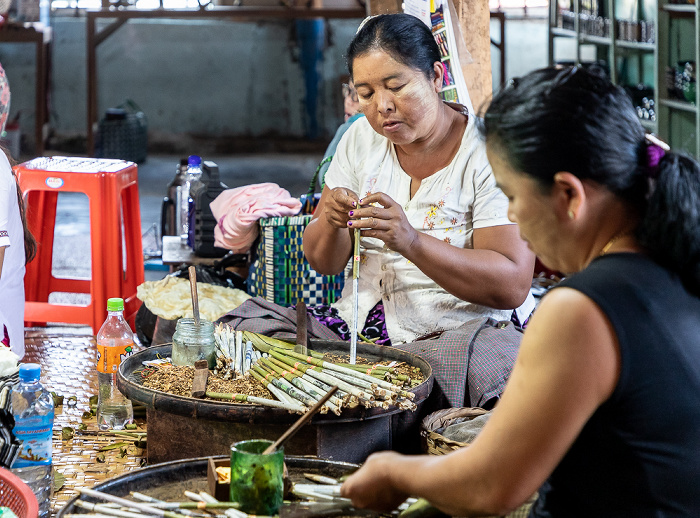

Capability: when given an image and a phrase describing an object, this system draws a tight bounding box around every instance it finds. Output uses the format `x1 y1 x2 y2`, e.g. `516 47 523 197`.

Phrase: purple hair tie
644 134 670 179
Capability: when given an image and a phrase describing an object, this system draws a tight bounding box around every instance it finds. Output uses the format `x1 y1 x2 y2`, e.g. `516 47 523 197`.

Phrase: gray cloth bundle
441 412 492 444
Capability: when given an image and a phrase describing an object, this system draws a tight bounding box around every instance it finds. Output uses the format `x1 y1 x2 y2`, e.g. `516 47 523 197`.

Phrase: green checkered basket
247 215 346 307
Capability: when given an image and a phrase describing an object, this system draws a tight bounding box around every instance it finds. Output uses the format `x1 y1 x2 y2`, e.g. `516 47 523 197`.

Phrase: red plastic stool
16 156 144 332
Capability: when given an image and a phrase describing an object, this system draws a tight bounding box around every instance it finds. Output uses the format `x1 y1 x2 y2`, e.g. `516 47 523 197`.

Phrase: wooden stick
295 300 308 355
191 359 209 398
188 265 200 326
262 386 339 455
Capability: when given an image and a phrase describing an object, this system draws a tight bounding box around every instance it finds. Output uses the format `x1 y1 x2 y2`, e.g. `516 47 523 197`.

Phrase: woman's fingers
347 192 417 254
349 215 382 230
332 187 361 210
325 187 360 228
347 193 397 230
340 452 408 512
360 192 395 209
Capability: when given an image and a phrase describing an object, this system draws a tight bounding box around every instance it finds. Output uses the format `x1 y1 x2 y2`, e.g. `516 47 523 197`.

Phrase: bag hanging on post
246 157 345 306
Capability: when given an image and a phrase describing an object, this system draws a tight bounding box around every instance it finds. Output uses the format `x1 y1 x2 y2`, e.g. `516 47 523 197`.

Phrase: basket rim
0 466 40 517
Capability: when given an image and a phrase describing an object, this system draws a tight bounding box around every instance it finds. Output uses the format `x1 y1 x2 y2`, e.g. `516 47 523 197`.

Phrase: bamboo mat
24 327 148 516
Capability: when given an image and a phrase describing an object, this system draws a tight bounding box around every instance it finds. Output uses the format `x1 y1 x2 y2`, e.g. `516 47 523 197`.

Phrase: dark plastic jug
160 158 188 239
190 160 229 258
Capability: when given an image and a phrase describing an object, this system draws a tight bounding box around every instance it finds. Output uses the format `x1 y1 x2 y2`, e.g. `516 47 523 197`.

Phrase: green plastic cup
229 439 284 515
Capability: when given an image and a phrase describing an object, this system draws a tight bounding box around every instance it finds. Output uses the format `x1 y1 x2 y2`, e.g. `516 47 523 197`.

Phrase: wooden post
452 0 493 114
365 0 493 113
368 0 401 16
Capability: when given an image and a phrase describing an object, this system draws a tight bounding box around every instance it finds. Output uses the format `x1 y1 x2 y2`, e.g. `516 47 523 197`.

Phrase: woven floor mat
24 327 148 516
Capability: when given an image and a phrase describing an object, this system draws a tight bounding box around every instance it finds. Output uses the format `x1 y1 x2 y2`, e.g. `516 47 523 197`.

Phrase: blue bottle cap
188 155 202 166
18 363 41 382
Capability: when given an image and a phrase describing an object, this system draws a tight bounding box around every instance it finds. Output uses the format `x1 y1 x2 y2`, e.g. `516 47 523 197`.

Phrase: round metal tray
117 341 433 425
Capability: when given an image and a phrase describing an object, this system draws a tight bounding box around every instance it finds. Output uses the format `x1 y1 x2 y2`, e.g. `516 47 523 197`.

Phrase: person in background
316 79 365 191
340 66 700 516
0 64 36 358
342 80 361 122
304 14 535 346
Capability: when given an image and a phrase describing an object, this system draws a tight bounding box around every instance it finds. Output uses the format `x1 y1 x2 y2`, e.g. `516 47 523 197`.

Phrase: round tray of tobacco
116 341 433 464
55 455 391 518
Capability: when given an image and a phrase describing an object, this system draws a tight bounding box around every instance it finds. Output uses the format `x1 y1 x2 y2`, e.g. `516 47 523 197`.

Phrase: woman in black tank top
340 66 700 517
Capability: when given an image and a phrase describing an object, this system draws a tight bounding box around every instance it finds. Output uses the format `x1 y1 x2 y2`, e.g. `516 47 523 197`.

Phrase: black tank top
530 253 700 517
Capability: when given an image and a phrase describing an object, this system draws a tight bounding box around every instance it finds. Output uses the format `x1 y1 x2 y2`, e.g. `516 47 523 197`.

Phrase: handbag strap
307 155 334 198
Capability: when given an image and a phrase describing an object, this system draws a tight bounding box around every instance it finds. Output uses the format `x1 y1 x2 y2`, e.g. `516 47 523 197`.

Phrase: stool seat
16 156 145 333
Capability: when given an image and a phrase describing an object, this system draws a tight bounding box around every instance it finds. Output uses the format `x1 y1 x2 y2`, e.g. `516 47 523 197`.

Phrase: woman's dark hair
347 14 441 81
480 65 700 293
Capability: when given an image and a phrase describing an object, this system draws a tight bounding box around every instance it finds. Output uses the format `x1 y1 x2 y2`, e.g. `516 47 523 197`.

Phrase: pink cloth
210 183 302 253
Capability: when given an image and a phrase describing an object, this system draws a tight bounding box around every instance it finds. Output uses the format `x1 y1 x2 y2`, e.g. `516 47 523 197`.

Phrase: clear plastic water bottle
11 363 54 518
178 155 203 247
39 0 50 27
96 298 135 431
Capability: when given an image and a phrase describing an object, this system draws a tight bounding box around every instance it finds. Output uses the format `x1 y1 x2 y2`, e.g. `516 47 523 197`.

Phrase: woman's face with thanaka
352 49 442 146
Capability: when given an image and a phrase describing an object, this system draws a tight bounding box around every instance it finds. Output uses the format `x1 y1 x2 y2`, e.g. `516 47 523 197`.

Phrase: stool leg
121 183 145 328
89 174 122 332
24 190 57 305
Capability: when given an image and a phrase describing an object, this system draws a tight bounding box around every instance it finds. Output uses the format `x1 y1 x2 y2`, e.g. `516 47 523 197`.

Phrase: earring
567 210 575 220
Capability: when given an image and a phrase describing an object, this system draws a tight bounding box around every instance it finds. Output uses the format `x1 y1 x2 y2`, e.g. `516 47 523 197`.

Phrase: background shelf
660 98 698 113
550 0 699 157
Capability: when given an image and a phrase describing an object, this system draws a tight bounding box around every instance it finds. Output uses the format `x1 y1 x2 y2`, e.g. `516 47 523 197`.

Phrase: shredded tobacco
141 364 273 401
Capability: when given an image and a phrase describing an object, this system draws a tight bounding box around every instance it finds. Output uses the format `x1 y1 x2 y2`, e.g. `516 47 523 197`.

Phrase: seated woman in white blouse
304 14 535 345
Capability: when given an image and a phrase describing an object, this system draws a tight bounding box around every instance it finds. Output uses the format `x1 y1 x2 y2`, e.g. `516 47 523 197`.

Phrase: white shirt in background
0 152 25 358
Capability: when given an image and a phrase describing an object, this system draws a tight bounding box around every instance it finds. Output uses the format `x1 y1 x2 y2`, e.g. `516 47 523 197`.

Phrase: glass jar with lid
171 318 216 369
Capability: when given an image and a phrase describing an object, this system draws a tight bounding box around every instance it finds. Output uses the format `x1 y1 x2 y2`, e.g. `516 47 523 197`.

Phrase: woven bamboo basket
420 407 536 518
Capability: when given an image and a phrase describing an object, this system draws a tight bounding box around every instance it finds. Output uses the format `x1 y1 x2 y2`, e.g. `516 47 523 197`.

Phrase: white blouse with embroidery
324 108 535 344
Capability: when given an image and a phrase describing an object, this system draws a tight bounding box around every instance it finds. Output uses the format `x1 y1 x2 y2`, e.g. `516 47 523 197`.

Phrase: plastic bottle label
13 414 53 467
96 342 135 374
187 197 196 248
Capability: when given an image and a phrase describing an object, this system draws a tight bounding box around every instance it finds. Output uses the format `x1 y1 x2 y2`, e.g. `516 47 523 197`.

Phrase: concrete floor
47 152 323 298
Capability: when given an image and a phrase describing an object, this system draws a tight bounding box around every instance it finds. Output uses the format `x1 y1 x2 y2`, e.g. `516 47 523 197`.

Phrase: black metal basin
117 342 433 464
56 455 364 517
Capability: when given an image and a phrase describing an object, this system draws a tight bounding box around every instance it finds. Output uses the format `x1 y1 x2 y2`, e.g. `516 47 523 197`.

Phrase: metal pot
117 341 433 464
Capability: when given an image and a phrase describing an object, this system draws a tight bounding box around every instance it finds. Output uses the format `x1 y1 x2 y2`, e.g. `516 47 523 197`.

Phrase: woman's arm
409 223 533 309
0 246 5 279
341 286 621 515
303 185 358 275
350 192 534 309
